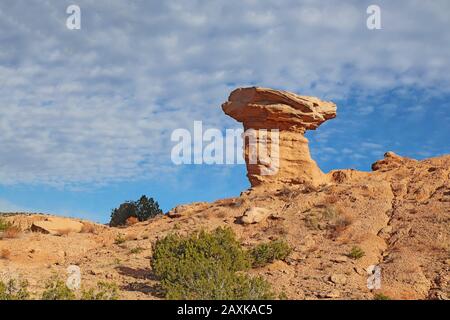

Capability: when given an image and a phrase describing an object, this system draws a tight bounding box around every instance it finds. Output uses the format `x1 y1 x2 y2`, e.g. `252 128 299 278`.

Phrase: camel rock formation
222 87 336 188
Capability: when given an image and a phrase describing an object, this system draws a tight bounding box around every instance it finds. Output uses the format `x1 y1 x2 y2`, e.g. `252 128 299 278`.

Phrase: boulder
30 217 83 235
330 273 347 285
240 207 271 224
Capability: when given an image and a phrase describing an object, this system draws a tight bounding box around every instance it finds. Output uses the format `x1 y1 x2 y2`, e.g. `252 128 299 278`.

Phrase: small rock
326 289 341 298
240 207 271 224
330 274 347 285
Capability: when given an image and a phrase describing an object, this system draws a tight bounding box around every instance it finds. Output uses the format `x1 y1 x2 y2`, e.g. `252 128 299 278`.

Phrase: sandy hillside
1 87 448 300
1 151 448 300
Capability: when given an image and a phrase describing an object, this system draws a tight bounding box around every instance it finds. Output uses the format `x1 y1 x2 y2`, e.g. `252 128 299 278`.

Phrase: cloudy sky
0 0 449 222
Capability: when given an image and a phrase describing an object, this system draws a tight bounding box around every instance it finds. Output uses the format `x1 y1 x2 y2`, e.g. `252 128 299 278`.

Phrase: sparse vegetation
374 293 391 300
129 246 145 255
41 276 76 300
0 218 21 239
3 226 21 238
0 217 12 232
250 239 292 268
114 233 126 245
41 276 119 300
0 279 30 300
151 227 274 300
348 246 365 259
81 281 119 300
304 206 352 239
126 216 139 226
110 195 163 227
80 222 96 234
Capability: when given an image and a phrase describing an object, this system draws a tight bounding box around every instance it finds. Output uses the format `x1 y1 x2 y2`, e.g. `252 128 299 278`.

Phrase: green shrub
151 227 274 300
0 279 30 300
114 233 126 245
41 276 120 300
110 195 163 227
250 239 292 268
129 246 144 255
0 217 12 232
41 277 76 300
374 293 391 300
347 246 365 260
81 282 119 300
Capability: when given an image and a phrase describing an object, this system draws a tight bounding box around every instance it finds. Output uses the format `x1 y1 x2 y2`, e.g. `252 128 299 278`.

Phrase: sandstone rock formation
222 87 336 188
30 217 83 235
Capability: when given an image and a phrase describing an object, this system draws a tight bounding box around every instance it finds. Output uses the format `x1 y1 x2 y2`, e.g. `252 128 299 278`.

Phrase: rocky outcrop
30 217 83 235
371 151 417 171
222 87 336 188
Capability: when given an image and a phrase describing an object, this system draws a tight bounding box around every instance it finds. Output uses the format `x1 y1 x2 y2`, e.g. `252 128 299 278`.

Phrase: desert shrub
3 226 21 239
42 276 120 300
328 215 353 239
0 279 30 300
41 277 76 300
0 219 21 240
0 217 15 238
348 246 365 260
129 246 144 255
304 207 352 237
151 227 273 300
114 233 126 245
110 195 163 227
126 216 139 226
250 239 292 268
0 217 12 232
81 282 119 300
80 222 96 234
374 293 391 300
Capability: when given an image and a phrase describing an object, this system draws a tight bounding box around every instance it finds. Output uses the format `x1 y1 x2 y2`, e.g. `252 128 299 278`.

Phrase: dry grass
328 214 353 239
1 226 22 239
80 222 96 234
126 216 139 226
216 210 227 219
0 248 11 260
125 232 138 241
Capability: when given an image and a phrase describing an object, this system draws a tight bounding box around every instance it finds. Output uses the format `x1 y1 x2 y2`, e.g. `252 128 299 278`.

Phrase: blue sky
0 0 449 223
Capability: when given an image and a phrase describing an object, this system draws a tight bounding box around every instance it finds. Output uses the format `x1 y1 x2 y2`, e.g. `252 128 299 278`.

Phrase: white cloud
0 0 449 186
